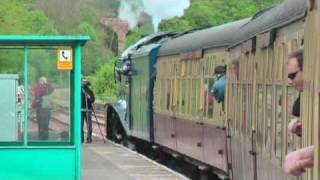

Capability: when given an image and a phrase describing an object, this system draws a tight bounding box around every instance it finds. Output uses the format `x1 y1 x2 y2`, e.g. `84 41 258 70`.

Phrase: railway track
27 103 107 140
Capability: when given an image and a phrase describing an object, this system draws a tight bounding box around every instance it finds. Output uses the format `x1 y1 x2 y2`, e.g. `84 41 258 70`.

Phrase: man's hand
284 146 314 176
288 118 302 136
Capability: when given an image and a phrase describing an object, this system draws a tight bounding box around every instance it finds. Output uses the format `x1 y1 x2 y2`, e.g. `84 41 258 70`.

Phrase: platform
82 139 188 180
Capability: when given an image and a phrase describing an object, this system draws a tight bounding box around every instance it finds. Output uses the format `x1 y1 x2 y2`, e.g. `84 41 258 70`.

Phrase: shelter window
27 48 71 144
0 37 88 146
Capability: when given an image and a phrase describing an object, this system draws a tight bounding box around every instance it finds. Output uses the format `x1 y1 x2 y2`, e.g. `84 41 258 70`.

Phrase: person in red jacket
33 76 54 140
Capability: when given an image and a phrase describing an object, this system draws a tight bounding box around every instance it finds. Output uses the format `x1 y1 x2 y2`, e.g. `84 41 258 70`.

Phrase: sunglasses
288 71 299 80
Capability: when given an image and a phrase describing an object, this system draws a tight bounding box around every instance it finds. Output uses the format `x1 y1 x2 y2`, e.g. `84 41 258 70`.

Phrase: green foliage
88 54 118 102
0 0 58 83
159 0 257 32
0 0 57 34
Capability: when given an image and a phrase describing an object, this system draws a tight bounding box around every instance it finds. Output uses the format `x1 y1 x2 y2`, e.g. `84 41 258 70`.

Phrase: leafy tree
88 54 118 102
0 0 58 81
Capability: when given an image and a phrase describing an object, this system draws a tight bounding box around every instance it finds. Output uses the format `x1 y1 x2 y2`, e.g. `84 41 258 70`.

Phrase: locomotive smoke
118 0 190 32
118 0 144 30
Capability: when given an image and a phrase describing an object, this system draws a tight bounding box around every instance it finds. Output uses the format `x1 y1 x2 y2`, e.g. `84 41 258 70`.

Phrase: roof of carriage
229 0 307 48
158 18 250 56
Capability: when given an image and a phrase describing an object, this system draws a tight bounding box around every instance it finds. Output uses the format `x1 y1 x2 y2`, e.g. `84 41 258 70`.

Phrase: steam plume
118 0 191 32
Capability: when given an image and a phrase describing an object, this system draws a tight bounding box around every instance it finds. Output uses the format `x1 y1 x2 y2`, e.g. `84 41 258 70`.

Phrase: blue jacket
211 74 226 103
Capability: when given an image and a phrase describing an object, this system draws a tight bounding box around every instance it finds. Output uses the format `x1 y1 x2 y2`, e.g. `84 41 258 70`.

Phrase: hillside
0 0 283 102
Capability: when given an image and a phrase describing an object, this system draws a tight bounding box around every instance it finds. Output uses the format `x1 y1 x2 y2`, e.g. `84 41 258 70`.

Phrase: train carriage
227 0 307 179
154 18 250 178
303 0 320 179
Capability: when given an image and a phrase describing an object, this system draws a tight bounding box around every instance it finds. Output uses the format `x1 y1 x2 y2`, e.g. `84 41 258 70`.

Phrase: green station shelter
0 35 90 180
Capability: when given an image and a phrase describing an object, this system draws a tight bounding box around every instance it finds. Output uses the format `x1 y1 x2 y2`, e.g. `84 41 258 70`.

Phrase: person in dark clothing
284 49 314 176
287 49 304 136
32 76 54 140
81 78 95 143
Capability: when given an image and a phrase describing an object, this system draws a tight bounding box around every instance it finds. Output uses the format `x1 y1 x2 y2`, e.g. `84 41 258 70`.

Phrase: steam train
106 0 320 179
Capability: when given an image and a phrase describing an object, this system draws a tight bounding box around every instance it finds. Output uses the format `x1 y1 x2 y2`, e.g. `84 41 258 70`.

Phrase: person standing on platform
33 76 54 140
81 78 95 143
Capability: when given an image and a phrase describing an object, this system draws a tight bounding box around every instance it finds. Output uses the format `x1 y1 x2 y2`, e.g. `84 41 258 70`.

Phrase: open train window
275 86 283 160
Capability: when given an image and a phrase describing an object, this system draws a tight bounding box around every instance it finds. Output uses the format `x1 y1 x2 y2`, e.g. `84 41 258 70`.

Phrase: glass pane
232 84 237 131
191 79 200 116
166 80 171 111
203 79 208 118
257 85 264 147
0 48 24 142
275 86 283 158
236 85 241 132
287 86 298 153
27 48 70 142
207 78 214 119
176 79 180 112
160 79 166 111
181 80 186 114
241 85 247 135
247 84 252 136
265 86 272 153
186 80 191 116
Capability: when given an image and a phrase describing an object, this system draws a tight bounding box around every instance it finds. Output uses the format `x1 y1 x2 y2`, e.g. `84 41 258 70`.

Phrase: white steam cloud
118 0 191 32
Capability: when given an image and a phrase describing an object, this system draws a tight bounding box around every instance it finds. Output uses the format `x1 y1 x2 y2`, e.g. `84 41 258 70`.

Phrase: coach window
241 85 247 135
257 85 264 147
236 84 242 132
160 79 166 111
180 79 186 114
166 79 172 111
191 79 200 117
186 78 193 115
176 79 181 114
286 86 298 153
247 84 253 136
275 86 283 160
231 84 237 131
265 86 272 154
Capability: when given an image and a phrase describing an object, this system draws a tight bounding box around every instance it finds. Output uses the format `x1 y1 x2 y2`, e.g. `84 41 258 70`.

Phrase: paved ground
82 139 188 180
